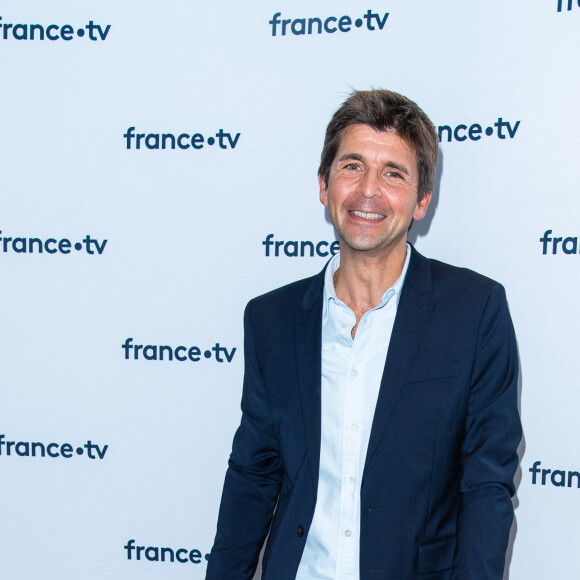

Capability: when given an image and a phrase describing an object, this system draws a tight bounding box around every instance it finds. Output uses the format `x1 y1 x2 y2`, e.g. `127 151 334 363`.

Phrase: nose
357 170 382 199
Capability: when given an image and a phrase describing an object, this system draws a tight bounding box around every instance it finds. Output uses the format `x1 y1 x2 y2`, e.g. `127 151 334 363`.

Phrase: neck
333 240 408 315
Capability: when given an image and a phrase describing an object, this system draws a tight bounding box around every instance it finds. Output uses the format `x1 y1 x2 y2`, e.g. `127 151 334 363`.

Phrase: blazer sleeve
454 283 522 579
206 300 283 580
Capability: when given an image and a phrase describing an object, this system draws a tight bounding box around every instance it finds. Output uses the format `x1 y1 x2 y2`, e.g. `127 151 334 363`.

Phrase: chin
342 239 384 253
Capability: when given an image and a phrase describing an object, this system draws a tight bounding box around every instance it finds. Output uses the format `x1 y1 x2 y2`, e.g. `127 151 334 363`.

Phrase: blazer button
297 525 305 537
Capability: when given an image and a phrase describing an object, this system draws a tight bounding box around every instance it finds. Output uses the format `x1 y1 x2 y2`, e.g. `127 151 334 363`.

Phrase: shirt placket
336 311 365 578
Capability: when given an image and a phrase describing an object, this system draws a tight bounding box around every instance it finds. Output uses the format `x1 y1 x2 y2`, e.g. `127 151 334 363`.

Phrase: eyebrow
336 153 411 176
337 153 364 163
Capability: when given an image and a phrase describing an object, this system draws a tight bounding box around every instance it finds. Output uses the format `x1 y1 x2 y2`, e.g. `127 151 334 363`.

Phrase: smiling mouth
349 210 386 220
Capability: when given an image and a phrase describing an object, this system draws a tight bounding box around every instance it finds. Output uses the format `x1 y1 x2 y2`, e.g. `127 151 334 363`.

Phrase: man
206 90 521 579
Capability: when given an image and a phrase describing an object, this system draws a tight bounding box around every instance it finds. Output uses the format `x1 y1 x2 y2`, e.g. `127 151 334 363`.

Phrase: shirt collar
322 243 411 320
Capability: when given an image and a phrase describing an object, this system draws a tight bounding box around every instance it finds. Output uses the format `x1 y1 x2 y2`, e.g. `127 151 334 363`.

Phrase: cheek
386 188 420 212
325 187 347 209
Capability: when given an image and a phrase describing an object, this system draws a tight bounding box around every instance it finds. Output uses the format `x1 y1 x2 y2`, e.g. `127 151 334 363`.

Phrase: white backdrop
1 1 579 578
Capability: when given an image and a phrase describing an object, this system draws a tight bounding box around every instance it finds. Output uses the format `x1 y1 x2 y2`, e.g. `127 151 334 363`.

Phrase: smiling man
206 90 521 580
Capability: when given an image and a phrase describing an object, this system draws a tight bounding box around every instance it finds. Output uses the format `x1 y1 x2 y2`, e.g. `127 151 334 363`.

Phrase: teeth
350 210 385 220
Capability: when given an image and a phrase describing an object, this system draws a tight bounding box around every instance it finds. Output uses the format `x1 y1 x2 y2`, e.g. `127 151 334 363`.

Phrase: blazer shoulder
426 256 504 298
247 268 325 318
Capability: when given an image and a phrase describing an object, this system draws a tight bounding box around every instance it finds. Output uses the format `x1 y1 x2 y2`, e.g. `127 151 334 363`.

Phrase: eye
385 170 403 179
343 162 362 171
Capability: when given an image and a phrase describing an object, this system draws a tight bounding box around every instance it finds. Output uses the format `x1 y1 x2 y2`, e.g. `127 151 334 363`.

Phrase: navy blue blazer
207 246 521 580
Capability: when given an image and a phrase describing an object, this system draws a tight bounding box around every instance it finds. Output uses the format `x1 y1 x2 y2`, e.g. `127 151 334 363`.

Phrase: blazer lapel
364 247 434 473
294 268 325 490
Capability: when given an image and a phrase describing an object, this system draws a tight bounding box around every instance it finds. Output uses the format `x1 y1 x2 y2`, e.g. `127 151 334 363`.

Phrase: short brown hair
319 90 438 201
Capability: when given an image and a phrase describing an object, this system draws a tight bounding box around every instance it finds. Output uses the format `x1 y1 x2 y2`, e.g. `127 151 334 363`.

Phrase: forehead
335 124 416 166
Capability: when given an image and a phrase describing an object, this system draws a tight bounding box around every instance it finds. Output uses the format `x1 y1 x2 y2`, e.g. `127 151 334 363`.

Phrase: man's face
320 124 431 257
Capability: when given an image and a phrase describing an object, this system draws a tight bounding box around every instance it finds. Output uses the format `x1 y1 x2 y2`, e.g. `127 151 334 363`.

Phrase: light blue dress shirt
295 244 411 580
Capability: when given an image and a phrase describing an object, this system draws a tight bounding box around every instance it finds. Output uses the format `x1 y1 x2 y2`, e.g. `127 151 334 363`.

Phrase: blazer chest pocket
404 363 460 385
418 535 456 574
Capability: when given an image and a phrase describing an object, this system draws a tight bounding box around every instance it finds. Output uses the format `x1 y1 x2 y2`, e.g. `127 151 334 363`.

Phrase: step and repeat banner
1 1 579 578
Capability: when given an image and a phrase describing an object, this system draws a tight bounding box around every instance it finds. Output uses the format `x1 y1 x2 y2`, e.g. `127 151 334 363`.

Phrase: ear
318 174 328 206
413 192 432 221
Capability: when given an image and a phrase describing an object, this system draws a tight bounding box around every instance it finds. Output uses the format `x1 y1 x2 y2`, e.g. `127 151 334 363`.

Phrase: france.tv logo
437 118 520 143
269 10 389 36
0 16 110 41
0 434 108 460
0 230 107 255
122 338 236 363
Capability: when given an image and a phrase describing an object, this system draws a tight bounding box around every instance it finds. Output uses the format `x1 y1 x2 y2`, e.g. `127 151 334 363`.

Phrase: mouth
349 210 386 221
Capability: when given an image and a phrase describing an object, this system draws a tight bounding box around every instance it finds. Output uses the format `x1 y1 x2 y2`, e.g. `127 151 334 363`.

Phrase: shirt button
349 424 358 431
351 369 358 377
349 476 356 483
341 322 349 329
344 530 352 537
